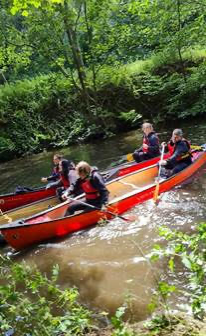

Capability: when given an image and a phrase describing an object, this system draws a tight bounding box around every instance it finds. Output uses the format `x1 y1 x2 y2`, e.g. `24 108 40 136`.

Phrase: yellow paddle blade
191 145 202 151
153 182 160 204
126 153 134 162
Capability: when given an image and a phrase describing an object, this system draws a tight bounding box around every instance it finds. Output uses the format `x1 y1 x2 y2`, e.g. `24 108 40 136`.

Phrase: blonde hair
76 161 91 175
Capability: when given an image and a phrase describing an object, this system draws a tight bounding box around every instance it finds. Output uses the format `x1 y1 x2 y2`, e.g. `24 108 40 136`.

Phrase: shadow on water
1 121 206 320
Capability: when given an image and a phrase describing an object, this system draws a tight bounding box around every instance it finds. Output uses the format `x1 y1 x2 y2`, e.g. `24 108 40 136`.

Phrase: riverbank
88 313 206 336
1 48 206 162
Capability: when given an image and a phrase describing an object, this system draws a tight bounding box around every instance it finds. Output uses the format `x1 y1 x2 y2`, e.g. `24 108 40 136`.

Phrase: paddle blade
126 153 134 162
191 145 202 151
126 214 138 222
153 183 160 204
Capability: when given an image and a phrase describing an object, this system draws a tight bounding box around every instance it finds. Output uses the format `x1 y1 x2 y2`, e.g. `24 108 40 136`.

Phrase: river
0 121 206 321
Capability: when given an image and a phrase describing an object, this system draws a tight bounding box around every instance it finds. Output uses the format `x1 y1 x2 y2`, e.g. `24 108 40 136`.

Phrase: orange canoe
1 149 205 250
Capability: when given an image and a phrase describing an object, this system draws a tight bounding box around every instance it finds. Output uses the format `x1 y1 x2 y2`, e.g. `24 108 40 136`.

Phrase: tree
10 0 127 115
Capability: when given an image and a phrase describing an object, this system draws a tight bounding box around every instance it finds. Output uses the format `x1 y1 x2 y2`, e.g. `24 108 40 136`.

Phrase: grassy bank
1 48 206 161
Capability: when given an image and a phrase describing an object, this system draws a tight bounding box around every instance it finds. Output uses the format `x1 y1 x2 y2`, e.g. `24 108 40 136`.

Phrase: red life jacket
169 138 191 161
60 174 70 188
143 136 149 153
80 176 100 200
168 140 175 155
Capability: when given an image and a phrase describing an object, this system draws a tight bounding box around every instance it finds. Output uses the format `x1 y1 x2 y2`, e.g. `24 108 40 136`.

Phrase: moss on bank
0 48 206 161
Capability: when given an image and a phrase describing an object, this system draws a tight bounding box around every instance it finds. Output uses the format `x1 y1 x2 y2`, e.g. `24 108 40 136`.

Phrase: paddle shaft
158 144 166 179
153 144 165 203
68 197 131 222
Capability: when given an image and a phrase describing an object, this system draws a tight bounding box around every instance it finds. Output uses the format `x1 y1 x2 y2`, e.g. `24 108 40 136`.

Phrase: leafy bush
1 49 206 160
0 256 91 335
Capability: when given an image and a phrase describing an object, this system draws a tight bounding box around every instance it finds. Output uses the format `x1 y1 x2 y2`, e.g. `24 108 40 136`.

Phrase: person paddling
159 128 192 177
41 153 63 187
133 123 160 163
62 161 109 216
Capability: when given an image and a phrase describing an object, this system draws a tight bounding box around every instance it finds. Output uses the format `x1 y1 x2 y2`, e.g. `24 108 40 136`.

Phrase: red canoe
0 153 170 212
1 149 205 250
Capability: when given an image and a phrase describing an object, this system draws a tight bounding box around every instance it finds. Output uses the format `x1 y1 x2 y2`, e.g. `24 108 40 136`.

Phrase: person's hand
161 142 166 147
159 160 167 166
101 203 108 211
61 190 70 200
41 177 48 183
62 191 69 200
142 143 148 150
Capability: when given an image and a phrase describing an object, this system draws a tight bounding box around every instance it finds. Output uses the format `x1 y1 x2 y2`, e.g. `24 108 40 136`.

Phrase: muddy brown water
1 121 206 321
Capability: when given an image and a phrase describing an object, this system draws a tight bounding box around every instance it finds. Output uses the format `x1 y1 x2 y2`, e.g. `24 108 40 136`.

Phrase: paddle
67 197 134 222
191 145 206 151
126 153 134 162
153 143 166 205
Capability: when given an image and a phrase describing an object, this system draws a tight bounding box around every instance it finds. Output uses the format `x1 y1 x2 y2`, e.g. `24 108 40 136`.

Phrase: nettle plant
0 255 91 335
150 222 206 320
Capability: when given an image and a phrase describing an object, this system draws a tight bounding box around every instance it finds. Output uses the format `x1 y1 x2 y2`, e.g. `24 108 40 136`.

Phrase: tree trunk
61 3 91 116
176 0 187 83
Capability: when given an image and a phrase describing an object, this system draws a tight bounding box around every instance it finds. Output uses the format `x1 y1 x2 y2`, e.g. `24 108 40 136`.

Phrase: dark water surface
1 121 206 321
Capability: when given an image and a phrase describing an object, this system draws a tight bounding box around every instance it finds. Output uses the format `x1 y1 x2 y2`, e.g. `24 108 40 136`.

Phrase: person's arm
148 134 160 154
45 179 62 189
166 141 188 165
41 170 60 183
92 173 109 205
46 174 59 182
63 178 81 198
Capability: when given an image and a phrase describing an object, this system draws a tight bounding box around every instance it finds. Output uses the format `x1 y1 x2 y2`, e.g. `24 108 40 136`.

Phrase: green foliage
1 50 206 159
0 255 91 335
0 73 89 157
111 306 135 336
145 314 170 333
151 223 206 319
119 109 142 126
0 0 206 158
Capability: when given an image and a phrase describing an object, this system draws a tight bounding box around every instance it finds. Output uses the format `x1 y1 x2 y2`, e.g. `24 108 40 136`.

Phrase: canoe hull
0 187 56 213
1 151 206 250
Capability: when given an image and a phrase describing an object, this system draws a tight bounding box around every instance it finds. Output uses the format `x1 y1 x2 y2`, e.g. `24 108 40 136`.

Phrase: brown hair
53 154 63 161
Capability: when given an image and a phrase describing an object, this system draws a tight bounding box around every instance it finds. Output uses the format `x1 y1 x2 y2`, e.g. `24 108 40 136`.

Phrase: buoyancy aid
167 140 175 155
142 132 159 153
142 136 149 153
80 171 100 200
170 138 191 161
60 161 75 188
